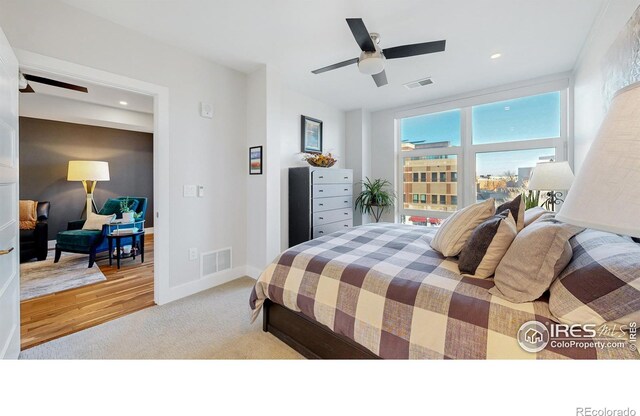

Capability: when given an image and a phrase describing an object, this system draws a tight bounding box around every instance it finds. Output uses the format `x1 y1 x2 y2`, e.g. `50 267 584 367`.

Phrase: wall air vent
404 77 433 90
200 247 232 278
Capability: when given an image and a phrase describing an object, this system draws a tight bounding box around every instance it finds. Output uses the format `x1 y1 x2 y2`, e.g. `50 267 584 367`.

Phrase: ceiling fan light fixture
358 56 385 75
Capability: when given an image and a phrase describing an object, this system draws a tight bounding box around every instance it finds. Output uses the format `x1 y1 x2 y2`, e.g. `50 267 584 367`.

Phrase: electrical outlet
189 248 198 261
197 185 204 197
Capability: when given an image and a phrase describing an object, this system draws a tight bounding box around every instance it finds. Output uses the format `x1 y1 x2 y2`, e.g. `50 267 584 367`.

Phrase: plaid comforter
250 224 638 359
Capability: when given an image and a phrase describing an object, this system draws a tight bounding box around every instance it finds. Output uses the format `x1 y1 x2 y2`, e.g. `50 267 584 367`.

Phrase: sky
401 92 560 175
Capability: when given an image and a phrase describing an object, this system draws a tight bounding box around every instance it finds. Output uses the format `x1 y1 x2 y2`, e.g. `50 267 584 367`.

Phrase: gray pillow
495 194 525 232
489 214 584 303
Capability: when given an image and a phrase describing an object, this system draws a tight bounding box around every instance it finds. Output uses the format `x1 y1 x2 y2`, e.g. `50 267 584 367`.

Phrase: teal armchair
55 197 148 268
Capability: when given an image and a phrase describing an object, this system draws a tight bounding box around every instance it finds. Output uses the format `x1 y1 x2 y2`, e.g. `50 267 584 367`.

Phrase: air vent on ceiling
201 247 232 278
404 77 433 90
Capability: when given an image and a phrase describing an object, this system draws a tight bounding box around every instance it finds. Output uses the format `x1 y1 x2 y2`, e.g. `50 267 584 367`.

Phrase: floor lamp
527 161 575 212
556 81 640 241
67 160 110 217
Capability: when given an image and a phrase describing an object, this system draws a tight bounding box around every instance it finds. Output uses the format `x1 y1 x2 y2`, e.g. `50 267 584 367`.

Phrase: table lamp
528 161 575 211
556 82 640 239
67 160 110 217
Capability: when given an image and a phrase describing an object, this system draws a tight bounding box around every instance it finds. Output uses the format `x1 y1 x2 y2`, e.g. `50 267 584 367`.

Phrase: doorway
14 50 171 349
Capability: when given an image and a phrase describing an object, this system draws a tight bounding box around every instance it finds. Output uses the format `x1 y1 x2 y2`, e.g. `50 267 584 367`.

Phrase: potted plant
523 190 540 210
120 197 135 222
355 177 395 223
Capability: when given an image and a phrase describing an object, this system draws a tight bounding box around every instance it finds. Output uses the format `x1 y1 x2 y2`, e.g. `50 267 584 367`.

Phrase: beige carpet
20 277 303 359
20 252 106 301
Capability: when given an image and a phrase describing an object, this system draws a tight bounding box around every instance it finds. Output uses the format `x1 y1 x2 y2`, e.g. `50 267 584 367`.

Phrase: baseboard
48 240 56 250
161 266 247 304
245 265 262 280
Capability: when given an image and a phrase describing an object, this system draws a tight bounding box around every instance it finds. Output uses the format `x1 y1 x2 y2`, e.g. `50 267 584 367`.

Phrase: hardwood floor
20 234 155 350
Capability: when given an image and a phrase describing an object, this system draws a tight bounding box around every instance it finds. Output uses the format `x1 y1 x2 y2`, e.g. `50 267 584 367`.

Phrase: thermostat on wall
200 102 213 118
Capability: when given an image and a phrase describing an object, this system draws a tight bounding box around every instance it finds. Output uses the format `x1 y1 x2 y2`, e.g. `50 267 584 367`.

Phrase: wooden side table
107 230 145 269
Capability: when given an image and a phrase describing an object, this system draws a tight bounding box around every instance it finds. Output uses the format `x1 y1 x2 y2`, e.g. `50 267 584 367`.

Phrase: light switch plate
189 247 198 261
197 185 204 197
183 185 197 197
200 102 213 118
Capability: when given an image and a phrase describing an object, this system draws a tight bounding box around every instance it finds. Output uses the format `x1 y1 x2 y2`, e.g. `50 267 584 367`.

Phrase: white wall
0 0 248 298
279 87 346 250
20 93 154 132
572 0 640 173
345 109 372 225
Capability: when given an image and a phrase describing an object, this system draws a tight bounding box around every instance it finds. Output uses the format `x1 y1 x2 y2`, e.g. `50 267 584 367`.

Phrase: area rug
20 253 107 301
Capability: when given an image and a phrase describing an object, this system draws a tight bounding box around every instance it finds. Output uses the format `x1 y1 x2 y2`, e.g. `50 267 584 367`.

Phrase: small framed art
301 115 323 153
249 146 263 175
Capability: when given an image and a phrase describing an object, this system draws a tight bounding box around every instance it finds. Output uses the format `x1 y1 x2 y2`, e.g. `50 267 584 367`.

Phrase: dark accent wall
19 117 154 240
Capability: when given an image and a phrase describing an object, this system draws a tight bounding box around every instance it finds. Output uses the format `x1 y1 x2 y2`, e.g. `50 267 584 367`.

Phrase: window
472 92 561 145
399 87 567 221
476 148 555 205
401 109 461 150
412 194 419 203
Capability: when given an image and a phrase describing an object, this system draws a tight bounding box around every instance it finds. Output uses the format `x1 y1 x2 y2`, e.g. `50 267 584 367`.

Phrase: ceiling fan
19 72 88 94
312 18 446 87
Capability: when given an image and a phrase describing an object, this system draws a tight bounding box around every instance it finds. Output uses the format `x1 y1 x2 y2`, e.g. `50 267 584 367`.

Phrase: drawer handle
344 188 348 191
344 225 349 227
344 176 348 179
319 176 324 179
344 201 348 203
319 203 324 206
318 231 324 234
319 189 323 192
344 212 349 215
319 217 324 220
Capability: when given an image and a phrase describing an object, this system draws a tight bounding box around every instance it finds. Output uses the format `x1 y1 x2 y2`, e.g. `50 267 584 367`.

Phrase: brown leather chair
20 201 50 262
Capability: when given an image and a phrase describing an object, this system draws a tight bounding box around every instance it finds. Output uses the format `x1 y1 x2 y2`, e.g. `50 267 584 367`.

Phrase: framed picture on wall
249 146 263 175
301 115 323 153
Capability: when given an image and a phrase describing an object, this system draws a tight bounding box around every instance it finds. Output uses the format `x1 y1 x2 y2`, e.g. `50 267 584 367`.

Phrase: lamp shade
528 161 574 190
67 161 110 181
556 83 640 238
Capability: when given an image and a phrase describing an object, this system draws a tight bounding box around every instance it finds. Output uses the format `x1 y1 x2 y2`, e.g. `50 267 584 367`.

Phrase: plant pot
122 212 135 222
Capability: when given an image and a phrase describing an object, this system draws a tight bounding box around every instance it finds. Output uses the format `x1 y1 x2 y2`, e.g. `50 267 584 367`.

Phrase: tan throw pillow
429 199 495 257
489 214 584 303
524 206 549 227
458 210 518 279
82 213 116 230
495 194 525 232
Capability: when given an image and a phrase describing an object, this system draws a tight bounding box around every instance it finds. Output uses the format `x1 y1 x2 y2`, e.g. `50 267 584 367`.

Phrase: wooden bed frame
262 299 379 359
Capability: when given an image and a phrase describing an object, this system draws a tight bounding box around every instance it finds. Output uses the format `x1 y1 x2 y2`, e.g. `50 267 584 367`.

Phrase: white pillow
429 199 496 257
82 213 116 230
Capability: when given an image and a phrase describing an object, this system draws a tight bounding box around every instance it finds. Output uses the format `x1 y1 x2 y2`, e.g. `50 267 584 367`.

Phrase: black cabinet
288 167 354 247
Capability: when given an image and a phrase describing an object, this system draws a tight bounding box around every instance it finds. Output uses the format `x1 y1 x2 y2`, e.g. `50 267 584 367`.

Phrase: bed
250 223 638 359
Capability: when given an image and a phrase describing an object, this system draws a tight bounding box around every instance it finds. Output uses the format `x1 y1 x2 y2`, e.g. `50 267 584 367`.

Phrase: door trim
14 49 171 305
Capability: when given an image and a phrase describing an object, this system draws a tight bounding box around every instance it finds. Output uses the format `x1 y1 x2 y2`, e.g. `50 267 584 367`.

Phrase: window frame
397 81 569 221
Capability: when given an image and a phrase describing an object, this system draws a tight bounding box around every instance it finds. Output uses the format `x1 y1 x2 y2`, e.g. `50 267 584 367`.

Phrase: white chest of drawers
288 167 354 247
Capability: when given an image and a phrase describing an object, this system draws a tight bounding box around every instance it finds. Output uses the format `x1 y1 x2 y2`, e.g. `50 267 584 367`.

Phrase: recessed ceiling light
490 53 502 59
119 101 128 106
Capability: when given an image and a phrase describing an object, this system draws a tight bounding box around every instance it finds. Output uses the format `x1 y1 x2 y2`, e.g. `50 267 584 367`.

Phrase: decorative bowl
303 152 337 168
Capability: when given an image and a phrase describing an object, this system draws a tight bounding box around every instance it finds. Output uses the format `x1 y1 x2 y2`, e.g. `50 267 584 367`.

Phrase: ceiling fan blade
19 84 35 93
383 40 446 59
346 18 376 52
372 70 388 87
24 74 88 93
311 57 359 74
